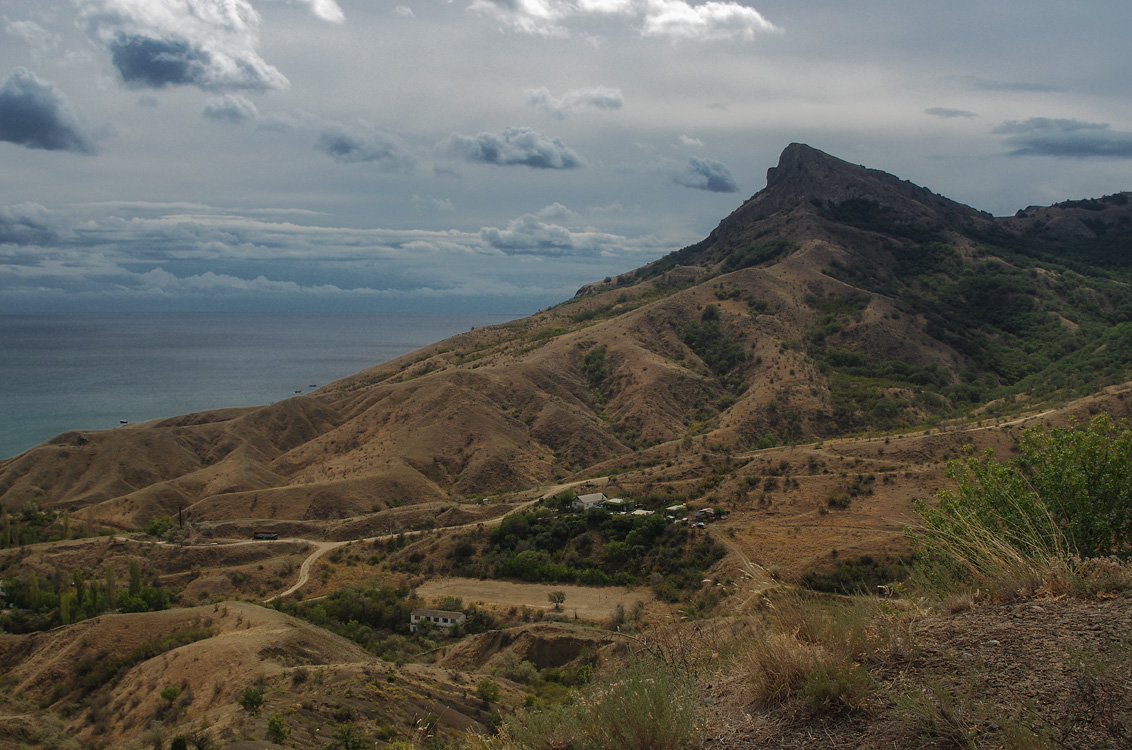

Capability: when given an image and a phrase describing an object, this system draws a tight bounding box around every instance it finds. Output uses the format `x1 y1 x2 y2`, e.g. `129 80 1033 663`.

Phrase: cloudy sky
1 0 1130 314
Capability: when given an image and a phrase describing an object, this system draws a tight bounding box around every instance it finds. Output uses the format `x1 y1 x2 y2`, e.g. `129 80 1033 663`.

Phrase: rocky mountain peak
727 143 988 229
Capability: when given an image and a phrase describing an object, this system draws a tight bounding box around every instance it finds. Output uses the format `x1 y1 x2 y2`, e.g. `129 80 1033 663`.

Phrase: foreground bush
910 415 1132 597
487 657 700 750
744 593 906 713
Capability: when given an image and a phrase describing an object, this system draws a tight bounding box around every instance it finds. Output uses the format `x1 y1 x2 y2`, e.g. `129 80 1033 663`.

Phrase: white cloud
525 86 623 119
316 122 416 172
662 156 739 192
0 198 678 314
5 20 60 59
678 134 704 147
469 0 781 40
413 195 456 212
0 202 68 245
446 126 583 169
202 93 259 123
75 0 290 91
279 0 345 23
640 0 779 40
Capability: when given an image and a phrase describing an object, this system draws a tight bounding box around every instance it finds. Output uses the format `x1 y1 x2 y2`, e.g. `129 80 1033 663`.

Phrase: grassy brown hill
2 144 1131 536
0 601 512 749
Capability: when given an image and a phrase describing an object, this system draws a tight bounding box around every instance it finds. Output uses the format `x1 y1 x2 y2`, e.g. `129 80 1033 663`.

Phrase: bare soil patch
417 577 653 621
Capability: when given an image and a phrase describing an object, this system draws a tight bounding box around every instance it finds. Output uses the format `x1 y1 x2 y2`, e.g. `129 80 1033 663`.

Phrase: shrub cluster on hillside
0 500 93 548
437 505 724 603
275 584 498 662
0 558 170 633
824 224 1132 413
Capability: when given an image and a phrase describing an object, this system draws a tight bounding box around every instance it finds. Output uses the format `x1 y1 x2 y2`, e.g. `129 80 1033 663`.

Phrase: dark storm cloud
447 126 582 169
925 107 976 119
108 33 214 89
995 118 1132 159
665 156 739 193
316 123 415 172
0 68 99 154
202 94 259 123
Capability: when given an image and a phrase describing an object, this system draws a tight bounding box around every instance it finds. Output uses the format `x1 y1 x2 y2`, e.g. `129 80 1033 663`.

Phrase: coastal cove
0 312 523 459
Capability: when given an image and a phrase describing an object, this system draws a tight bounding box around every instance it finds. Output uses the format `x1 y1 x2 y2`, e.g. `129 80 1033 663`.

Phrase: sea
0 312 524 460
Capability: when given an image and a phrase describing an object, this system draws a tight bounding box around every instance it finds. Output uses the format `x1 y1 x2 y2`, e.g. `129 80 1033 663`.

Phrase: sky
1 0 1130 314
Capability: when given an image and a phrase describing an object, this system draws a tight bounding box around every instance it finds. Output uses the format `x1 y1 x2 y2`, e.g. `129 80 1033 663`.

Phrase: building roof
573 492 607 507
410 609 466 618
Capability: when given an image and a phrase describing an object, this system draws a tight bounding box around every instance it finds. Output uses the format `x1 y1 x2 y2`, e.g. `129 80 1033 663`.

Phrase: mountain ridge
2 143 1131 532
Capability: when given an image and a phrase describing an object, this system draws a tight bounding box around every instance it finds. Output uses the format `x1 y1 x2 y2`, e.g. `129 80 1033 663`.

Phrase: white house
571 492 607 511
409 608 467 633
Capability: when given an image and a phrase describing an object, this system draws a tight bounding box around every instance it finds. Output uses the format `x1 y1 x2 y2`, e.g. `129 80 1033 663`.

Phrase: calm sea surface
0 313 523 460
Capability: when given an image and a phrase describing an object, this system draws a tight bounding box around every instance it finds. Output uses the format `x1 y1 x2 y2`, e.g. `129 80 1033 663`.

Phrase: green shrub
801 555 911 596
476 678 501 703
911 415 1132 597
331 723 372 750
682 306 746 377
266 713 291 744
238 685 263 713
144 515 173 537
495 657 699 750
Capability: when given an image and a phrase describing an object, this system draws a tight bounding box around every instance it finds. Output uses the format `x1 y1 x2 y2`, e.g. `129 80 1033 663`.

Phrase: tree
475 678 500 703
330 723 371 750
548 590 566 610
104 565 116 609
238 685 263 714
129 559 142 597
27 570 39 610
266 714 290 744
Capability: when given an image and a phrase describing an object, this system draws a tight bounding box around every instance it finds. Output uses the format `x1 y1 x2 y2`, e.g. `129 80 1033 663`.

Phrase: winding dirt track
264 478 608 602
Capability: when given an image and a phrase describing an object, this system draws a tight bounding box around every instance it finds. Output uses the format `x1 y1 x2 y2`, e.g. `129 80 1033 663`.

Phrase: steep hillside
1 144 1130 530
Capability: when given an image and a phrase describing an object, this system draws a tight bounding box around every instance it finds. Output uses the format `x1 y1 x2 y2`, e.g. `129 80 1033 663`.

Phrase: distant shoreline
0 312 523 459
